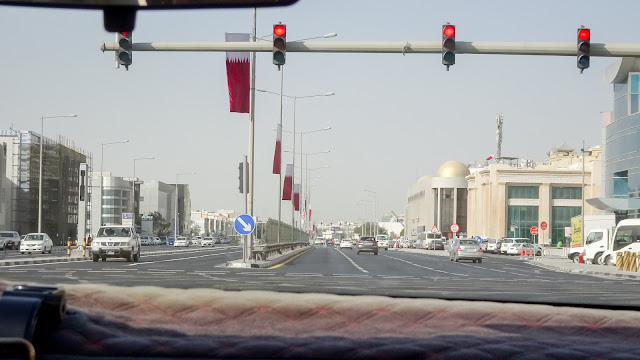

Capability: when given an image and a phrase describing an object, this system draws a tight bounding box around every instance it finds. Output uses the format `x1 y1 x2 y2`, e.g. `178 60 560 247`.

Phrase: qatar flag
282 164 293 201
309 208 312 220
273 124 282 174
225 33 250 113
293 184 301 211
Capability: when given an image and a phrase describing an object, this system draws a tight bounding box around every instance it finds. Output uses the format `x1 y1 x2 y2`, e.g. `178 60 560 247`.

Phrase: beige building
466 146 602 245
405 161 471 240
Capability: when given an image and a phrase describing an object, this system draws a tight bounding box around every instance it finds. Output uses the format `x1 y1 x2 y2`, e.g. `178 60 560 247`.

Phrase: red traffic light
443 25 455 37
578 29 590 41
274 25 286 37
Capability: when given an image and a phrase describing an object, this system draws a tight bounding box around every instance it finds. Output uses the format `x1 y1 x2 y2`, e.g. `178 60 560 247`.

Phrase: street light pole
133 157 154 222
38 114 77 233
363 189 378 237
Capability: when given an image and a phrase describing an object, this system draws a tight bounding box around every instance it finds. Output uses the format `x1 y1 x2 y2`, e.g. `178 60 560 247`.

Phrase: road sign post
235 214 256 263
450 224 460 237
540 221 547 246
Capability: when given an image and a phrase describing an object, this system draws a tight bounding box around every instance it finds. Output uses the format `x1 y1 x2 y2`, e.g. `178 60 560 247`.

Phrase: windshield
586 231 604 245
97 227 131 237
25 234 44 241
0 232 14 238
1 0 639 313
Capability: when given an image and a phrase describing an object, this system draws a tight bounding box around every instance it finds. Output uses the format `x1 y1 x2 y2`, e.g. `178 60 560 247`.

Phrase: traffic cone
521 247 525 256
529 248 533 256
579 252 584 263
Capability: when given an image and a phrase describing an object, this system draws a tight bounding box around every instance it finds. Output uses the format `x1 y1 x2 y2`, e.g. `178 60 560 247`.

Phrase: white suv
91 226 141 262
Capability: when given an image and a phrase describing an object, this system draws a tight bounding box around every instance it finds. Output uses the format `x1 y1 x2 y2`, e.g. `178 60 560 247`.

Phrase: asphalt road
1 244 639 307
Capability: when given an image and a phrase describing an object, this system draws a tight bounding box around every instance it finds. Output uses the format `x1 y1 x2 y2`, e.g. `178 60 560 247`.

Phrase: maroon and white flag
309 208 312 220
282 164 293 201
225 33 250 113
293 184 301 211
302 199 306 219
273 124 282 174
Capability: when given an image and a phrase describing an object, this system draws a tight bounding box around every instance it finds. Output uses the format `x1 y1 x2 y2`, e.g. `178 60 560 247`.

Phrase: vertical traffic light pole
273 23 286 243
248 8 256 260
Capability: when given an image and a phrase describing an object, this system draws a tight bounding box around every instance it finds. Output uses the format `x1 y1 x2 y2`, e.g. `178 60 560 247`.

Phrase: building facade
466 147 602 244
0 130 89 242
138 180 174 223
598 59 640 217
90 173 133 230
405 161 471 239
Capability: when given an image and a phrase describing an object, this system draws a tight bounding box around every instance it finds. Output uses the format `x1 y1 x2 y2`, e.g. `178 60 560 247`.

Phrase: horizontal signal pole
101 40 640 57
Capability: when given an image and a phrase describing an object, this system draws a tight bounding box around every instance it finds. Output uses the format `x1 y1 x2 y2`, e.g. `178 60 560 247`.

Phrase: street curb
528 260 640 279
0 247 226 266
226 246 312 269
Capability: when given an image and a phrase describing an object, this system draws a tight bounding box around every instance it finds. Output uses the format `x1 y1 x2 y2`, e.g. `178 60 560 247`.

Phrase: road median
529 257 640 279
226 245 312 269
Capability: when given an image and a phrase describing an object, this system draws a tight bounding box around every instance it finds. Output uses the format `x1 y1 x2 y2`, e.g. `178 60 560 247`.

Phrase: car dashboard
2 280 640 359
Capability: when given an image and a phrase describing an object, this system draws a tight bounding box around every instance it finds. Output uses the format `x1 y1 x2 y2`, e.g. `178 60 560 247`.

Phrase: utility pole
496 113 503 161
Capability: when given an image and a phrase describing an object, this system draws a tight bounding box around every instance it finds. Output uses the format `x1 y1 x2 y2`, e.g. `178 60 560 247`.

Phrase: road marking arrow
238 217 252 231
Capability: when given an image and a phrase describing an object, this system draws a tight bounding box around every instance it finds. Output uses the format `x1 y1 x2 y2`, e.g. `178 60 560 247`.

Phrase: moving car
19 233 54 254
0 231 21 250
174 236 189 247
449 238 483 263
376 234 390 250
357 236 378 255
314 239 324 246
91 225 141 262
339 240 352 249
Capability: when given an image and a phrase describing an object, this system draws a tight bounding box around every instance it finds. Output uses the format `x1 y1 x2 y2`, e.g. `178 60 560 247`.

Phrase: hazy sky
0 0 632 224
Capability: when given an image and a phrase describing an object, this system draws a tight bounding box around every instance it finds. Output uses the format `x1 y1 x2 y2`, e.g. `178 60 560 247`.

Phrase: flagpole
292 96 296 243
248 7 257 260
277 65 283 243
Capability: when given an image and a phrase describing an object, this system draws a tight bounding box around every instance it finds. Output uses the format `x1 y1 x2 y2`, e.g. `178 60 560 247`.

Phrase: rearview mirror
0 0 299 32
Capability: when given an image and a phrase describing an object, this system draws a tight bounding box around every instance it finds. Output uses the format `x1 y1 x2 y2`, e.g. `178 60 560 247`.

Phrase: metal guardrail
251 242 309 261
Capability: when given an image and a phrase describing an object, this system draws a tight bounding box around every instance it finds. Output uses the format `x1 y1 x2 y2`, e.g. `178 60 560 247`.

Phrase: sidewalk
0 247 218 266
529 257 640 279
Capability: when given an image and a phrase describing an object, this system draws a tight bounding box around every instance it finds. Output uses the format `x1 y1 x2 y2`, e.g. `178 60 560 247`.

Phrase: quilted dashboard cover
3 281 640 359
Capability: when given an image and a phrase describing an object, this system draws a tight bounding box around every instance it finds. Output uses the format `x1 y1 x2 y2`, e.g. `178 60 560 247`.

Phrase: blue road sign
475 236 482 244
234 214 256 235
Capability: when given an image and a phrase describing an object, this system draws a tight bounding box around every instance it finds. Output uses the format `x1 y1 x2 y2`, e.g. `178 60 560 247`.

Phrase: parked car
202 237 213 246
20 233 54 254
166 237 175 246
485 238 499 253
449 238 483 263
140 236 153 246
507 243 536 256
174 236 189 247
427 239 445 250
0 231 21 250
159 236 167 245
498 238 519 254
152 237 161 245
340 240 353 249
357 236 378 255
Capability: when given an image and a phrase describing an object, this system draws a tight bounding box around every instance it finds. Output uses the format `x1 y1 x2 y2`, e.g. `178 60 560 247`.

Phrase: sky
0 0 634 225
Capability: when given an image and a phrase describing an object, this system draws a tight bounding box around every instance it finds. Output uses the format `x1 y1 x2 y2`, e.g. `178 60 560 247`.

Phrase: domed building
405 161 471 242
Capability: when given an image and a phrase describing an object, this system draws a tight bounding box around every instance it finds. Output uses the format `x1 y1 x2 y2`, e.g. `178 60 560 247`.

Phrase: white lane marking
0 260 91 268
285 273 323 277
378 275 418 279
147 269 184 272
455 263 507 273
196 273 238 282
87 270 127 273
382 255 469 277
332 274 370 277
335 249 368 273
127 250 241 266
192 270 229 274
236 272 276 276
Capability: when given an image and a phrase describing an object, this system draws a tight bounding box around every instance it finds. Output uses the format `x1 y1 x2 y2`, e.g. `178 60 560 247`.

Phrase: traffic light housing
116 31 132 70
577 28 590 72
273 23 286 66
238 162 244 194
442 24 455 70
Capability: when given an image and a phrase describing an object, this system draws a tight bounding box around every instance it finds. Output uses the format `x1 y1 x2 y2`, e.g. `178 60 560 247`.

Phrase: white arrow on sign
237 217 252 232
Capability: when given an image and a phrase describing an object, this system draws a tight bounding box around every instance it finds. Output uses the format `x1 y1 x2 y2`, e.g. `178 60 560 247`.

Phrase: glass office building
605 72 640 217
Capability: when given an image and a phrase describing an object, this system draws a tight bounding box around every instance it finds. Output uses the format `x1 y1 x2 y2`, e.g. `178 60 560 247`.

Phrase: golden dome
436 161 470 178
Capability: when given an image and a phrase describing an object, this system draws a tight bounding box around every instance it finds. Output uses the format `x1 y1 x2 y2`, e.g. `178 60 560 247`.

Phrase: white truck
568 214 616 264
599 219 640 266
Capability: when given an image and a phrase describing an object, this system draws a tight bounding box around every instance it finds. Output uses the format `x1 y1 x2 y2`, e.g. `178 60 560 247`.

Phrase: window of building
456 188 467 234
508 186 539 199
630 73 640 115
104 189 122 197
506 206 538 241
552 187 582 199
551 206 581 246
613 170 629 198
